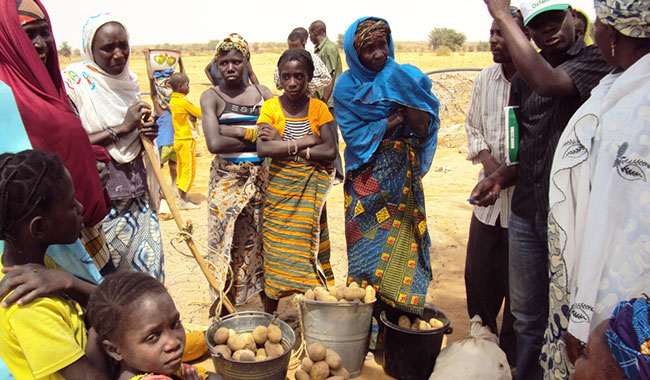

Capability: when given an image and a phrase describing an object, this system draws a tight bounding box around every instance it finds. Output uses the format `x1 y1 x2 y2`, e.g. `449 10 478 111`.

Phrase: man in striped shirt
464 7 526 369
472 1 611 379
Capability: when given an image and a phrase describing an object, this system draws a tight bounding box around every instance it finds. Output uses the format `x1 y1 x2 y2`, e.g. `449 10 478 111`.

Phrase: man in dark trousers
471 0 611 379
464 7 528 370
309 20 344 183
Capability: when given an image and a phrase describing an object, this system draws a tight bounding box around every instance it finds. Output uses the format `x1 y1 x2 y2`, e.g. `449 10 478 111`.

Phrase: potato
267 324 282 344
326 377 345 380
241 333 256 352
364 286 376 303
410 322 418 330
264 340 285 358
232 349 255 361
227 334 246 352
305 289 315 300
256 348 267 357
310 361 330 380
325 349 342 369
335 287 345 300
301 356 314 372
314 288 329 302
343 287 366 301
213 327 230 345
252 326 268 345
213 344 231 359
398 315 411 329
418 320 432 330
349 281 359 288
328 286 337 297
307 342 327 362
228 329 237 338
338 298 349 303
330 366 350 379
295 369 310 380
255 354 267 361
429 318 444 329
325 295 339 303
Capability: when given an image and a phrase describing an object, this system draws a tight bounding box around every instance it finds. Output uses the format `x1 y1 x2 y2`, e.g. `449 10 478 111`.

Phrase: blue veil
333 16 440 174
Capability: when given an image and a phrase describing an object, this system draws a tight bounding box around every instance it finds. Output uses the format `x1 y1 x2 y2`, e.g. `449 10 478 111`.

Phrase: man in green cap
471 0 611 379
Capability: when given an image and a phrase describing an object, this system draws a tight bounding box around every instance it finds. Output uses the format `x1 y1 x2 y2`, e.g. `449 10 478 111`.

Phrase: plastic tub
206 311 295 380
380 305 452 380
148 49 180 71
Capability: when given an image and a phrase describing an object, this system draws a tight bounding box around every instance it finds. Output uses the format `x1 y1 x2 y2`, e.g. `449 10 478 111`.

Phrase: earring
611 42 616 58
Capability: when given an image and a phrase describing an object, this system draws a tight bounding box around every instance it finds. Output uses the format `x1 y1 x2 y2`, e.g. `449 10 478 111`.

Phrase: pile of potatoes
397 314 445 331
304 282 376 304
295 343 350 380
211 323 286 362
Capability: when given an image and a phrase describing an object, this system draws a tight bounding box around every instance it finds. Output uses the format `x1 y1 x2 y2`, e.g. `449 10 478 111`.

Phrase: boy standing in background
169 73 202 209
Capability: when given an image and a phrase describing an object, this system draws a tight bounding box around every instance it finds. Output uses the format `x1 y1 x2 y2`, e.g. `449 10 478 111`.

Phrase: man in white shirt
464 6 527 369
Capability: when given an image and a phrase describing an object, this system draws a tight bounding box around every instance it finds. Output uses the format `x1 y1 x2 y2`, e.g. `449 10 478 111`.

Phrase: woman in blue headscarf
333 17 439 315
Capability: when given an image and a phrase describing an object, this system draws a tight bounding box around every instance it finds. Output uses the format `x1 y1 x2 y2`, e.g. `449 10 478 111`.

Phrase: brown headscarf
353 19 391 52
15 0 44 25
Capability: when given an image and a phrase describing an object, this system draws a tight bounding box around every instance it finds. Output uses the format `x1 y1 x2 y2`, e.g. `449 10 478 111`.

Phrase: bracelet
306 146 311 160
107 128 119 142
250 128 258 143
244 128 253 142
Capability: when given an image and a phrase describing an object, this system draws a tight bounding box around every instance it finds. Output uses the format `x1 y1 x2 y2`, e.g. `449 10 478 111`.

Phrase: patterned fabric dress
207 88 266 305
541 53 650 379
345 138 431 314
258 97 335 299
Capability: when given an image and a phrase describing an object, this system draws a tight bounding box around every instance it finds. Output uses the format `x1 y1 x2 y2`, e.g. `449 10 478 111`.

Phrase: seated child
86 271 220 380
168 73 202 210
571 295 649 380
0 150 109 379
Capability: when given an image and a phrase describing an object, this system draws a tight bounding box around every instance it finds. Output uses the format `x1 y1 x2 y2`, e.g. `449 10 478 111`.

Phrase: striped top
213 87 264 163
282 119 312 141
464 63 514 228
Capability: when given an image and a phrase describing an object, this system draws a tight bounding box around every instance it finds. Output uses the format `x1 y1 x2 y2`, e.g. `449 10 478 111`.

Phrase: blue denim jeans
509 212 549 380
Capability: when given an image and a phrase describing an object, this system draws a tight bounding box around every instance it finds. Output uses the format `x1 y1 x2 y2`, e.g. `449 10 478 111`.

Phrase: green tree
58 40 71 59
428 28 467 51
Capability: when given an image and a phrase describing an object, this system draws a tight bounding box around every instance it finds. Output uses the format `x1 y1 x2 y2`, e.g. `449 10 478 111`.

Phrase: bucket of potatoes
206 311 295 380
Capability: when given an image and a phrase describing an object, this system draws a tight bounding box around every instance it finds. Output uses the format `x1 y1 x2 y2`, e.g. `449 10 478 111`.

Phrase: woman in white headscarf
541 0 650 378
62 13 164 280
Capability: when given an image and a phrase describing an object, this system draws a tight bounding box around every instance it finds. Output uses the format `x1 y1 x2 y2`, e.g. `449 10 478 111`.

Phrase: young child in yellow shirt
168 73 202 209
0 150 109 379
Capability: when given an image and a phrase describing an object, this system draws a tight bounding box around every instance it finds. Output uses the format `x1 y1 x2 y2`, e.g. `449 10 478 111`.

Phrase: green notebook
505 106 520 165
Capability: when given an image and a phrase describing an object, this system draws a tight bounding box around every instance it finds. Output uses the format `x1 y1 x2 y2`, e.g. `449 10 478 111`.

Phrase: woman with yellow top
256 49 337 314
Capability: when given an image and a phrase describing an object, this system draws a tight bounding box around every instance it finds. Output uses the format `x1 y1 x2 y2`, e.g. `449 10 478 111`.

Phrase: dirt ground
160 72 484 378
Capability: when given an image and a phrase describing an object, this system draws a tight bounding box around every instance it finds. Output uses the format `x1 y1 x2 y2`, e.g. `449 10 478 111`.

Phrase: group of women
4 0 648 378
0 0 441 325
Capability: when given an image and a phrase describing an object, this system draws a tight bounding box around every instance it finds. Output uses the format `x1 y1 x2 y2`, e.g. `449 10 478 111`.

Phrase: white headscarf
62 13 141 164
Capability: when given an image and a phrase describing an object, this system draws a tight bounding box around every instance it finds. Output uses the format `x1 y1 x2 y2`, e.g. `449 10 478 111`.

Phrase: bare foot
178 199 200 210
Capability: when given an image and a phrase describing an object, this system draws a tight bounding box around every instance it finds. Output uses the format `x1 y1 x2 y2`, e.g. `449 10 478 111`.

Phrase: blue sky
41 0 598 49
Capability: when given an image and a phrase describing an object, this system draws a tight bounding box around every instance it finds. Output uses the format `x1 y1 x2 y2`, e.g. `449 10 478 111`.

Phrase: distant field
61 51 492 108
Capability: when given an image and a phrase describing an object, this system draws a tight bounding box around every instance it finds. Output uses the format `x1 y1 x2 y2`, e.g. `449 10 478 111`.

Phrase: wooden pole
140 135 236 314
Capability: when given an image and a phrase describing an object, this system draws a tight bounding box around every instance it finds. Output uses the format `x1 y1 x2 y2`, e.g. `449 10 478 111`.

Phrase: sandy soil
160 72 484 378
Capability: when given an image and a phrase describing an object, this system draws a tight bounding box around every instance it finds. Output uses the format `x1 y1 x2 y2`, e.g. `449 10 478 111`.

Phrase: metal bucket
299 298 375 378
205 311 295 380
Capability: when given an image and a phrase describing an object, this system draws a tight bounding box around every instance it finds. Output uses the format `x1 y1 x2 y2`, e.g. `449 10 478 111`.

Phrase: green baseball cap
520 0 570 26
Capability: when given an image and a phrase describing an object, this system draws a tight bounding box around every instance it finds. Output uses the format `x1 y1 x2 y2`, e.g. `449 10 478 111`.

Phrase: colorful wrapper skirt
102 192 164 281
208 157 266 305
345 139 432 315
263 157 335 299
